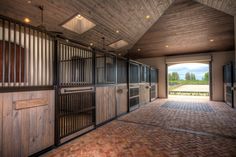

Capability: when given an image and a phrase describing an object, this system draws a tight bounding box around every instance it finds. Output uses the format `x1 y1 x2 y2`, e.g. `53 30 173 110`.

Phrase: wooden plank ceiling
0 0 174 55
195 0 236 16
126 0 235 59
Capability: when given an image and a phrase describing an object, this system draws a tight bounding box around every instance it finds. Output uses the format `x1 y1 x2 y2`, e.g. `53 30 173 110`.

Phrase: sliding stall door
56 40 95 145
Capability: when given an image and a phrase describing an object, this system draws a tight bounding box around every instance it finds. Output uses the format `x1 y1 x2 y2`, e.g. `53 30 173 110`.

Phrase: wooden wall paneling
1 90 54 157
96 86 116 125
139 83 150 105
2 93 13 157
0 94 2 157
116 84 128 116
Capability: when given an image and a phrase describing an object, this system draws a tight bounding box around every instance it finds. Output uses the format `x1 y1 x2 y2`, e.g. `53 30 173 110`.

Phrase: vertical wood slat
2 93 13 157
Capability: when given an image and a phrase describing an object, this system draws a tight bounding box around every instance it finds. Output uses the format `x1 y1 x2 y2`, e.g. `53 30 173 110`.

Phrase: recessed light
76 14 82 20
116 30 119 33
146 15 150 19
24 17 31 23
137 48 141 52
210 39 214 42
90 43 93 46
27 0 31 4
165 45 169 48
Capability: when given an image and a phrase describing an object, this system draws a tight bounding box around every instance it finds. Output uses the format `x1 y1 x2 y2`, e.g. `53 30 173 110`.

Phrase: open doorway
168 63 210 100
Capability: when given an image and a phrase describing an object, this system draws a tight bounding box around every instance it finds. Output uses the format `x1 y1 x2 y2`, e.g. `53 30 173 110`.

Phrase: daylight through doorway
168 63 210 99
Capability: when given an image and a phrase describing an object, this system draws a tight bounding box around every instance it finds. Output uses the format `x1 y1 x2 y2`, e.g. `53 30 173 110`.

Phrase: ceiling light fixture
76 14 82 20
90 43 93 46
146 15 150 19
210 39 214 42
116 30 120 33
137 48 141 52
24 17 31 23
165 45 169 48
118 53 121 56
27 0 31 4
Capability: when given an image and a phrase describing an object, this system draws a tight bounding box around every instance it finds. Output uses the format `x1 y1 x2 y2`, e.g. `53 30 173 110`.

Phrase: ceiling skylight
62 14 96 34
108 40 128 49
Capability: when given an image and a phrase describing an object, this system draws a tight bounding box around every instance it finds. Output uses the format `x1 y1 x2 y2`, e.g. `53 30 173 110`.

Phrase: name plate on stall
15 98 48 110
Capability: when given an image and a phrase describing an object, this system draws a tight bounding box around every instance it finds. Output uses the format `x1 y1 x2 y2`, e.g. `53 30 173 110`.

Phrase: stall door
150 68 158 101
129 62 140 111
223 63 234 108
56 40 95 145
116 58 128 116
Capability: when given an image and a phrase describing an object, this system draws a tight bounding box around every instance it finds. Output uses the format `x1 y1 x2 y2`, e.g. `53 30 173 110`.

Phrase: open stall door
55 39 95 145
223 62 234 108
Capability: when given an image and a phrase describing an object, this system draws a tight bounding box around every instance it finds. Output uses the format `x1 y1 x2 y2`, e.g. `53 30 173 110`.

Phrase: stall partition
0 17 55 157
0 15 159 157
116 58 128 116
139 65 150 105
55 39 95 144
128 61 140 111
95 52 116 125
223 62 234 108
150 68 158 101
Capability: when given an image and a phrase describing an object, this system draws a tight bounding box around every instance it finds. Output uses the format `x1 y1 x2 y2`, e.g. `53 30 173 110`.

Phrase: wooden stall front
95 52 116 125
0 15 159 157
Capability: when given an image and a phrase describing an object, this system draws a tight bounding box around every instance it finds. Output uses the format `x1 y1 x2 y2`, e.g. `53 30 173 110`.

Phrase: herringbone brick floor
43 99 236 157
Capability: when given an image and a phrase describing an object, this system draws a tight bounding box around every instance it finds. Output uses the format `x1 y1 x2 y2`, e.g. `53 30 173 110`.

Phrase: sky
168 63 209 80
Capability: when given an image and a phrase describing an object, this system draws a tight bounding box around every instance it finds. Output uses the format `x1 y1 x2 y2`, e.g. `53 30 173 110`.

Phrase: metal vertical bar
24 26 26 86
8 21 11 85
45 34 47 85
32 30 35 85
2 20 5 86
37 31 40 86
19 24 22 86
41 32 44 85
13 23 16 86
28 28 31 86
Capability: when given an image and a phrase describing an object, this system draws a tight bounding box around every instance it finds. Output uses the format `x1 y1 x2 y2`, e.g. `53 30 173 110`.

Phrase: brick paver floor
43 99 236 157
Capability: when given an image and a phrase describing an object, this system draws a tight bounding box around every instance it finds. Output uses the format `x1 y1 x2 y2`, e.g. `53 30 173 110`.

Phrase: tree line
168 72 209 81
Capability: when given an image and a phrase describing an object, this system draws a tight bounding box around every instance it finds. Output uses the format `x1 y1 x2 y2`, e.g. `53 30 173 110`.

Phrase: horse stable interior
0 0 236 157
